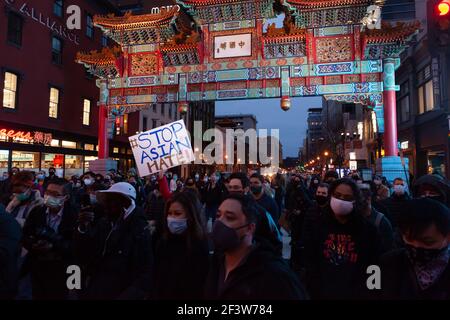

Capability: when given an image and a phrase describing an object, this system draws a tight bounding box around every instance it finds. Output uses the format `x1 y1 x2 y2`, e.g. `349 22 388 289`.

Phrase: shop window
113 147 119 153
152 119 157 128
418 80 434 114
84 156 97 171
49 87 59 118
127 149 132 155
120 148 126 154
51 139 60 147
65 155 83 178
12 151 40 172
62 140 76 149
41 153 64 177
83 99 91 126
7 11 23 46
3 72 18 109
0 150 10 175
84 144 94 151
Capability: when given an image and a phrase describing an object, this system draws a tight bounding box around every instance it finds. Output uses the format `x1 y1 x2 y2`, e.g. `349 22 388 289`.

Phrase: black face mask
405 243 449 265
315 195 328 206
212 220 248 252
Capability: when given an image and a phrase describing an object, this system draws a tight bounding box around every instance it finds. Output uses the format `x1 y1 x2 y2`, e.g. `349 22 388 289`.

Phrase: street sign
129 120 195 177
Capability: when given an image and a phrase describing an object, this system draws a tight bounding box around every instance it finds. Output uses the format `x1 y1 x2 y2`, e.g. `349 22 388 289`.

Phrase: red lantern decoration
178 101 188 114
281 96 291 111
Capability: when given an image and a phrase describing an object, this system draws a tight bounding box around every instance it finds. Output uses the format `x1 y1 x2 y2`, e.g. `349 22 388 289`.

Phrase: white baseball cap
97 182 136 201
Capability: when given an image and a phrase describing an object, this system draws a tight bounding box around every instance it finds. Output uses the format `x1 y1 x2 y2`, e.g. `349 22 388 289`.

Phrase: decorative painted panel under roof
176 0 276 24
284 0 385 28
362 21 420 59
94 6 179 45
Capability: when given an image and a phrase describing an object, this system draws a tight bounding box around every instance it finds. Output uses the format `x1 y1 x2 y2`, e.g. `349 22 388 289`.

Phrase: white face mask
84 178 94 186
330 196 354 216
393 185 405 195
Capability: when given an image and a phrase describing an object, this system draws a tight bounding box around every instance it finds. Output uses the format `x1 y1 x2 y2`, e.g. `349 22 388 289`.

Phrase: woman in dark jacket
154 192 209 300
380 198 450 300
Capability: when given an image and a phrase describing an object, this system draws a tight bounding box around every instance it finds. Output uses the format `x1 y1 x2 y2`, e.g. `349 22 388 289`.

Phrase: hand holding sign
129 120 195 177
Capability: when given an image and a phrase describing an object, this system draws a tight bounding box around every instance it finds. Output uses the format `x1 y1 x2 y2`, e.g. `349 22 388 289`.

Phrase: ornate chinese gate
76 0 419 178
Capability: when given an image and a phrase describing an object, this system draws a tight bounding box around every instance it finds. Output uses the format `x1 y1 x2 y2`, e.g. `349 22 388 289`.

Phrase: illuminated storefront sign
0 128 52 145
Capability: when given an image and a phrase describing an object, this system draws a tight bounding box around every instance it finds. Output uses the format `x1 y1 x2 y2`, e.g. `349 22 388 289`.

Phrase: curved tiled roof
363 21 420 44
285 0 383 9
94 6 179 31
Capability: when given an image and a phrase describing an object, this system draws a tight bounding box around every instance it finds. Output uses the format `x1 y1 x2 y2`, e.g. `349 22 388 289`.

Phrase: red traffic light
438 0 450 16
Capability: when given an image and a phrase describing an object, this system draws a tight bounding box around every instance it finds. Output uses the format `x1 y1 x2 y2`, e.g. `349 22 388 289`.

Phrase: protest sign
128 120 195 177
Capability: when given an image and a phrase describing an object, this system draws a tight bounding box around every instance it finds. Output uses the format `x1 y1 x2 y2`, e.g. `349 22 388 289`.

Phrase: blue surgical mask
16 189 31 202
44 194 66 209
167 217 188 235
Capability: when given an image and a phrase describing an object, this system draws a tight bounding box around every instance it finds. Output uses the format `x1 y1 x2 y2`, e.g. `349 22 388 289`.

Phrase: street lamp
324 151 329 157
316 156 320 160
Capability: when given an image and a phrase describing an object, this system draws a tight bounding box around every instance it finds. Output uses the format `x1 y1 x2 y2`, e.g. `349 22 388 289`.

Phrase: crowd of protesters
0 165 449 300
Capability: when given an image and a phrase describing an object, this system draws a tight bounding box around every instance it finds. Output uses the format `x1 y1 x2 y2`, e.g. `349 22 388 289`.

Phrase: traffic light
437 0 450 17
429 0 450 47
437 0 450 29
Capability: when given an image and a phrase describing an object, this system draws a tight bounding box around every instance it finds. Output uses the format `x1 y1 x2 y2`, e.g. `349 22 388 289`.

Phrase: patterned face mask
406 243 450 290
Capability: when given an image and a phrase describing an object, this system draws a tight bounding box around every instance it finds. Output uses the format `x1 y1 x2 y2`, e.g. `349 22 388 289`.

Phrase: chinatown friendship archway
76 0 419 180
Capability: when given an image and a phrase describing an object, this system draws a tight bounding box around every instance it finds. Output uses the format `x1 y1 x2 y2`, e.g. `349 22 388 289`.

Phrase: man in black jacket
380 177 411 228
0 204 21 299
22 178 78 300
250 173 280 223
206 193 307 300
380 198 450 300
75 182 153 300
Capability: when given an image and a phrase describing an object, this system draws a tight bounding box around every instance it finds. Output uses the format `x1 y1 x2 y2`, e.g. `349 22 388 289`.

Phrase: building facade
394 0 449 179
0 0 139 178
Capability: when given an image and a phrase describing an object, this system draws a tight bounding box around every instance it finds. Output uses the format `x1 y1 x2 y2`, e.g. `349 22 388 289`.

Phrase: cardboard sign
129 120 194 177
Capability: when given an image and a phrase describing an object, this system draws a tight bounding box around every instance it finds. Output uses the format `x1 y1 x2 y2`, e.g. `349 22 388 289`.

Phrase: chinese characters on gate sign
214 34 252 59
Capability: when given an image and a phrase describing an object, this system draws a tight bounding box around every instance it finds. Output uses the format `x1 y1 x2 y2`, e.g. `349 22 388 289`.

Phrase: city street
0 0 449 305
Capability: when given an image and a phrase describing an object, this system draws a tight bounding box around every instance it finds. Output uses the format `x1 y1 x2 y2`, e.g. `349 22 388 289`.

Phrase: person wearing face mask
205 193 307 300
250 174 280 223
227 173 283 256
302 178 382 299
203 172 226 225
169 173 178 192
380 198 450 299
284 175 312 274
5 171 44 228
314 183 330 210
74 182 153 300
380 178 411 230
372 175 389 202
42 167 59 191
412 174 450 208
154 192 209 300
308 175 321 198
183 177 201 199
22 178 77 300
359 184 394 254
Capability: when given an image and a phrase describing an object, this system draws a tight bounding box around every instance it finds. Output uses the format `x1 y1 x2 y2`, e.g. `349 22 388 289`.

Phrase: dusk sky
216 97 323 158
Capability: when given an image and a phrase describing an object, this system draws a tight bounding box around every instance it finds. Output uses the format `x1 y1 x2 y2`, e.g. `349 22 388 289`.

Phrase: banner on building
128 120 194 177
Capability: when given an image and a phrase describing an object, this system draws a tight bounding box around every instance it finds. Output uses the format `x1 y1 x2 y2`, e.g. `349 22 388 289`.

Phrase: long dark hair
162 191 206 248
328 178 364 215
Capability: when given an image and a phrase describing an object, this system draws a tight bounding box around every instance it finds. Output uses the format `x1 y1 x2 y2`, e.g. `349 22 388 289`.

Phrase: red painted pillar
98 104 108 159
383 59 399 157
